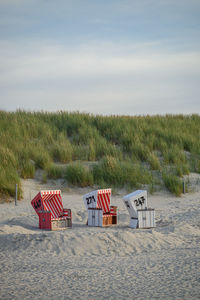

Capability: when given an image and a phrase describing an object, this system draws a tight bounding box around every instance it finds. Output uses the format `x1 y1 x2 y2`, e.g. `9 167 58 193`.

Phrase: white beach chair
123 190 155 228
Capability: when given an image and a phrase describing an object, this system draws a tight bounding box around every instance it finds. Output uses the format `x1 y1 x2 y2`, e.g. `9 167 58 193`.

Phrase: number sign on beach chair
83 189 117 227
31 190 72 230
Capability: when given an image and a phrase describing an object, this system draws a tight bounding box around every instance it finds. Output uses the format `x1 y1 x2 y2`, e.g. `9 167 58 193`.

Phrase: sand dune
0 178 200 299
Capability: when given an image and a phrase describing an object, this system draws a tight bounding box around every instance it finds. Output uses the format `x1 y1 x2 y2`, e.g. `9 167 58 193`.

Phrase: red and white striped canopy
97 189 111 213
31 190 63 219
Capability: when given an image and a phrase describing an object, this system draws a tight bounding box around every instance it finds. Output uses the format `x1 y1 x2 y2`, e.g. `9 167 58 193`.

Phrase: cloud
0 39 199 115
1 0 200 44
0 0 200 115
0 41 199 82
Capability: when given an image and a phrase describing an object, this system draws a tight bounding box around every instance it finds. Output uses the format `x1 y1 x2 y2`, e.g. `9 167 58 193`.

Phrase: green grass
46 164 64 179
0 110 200 199
93 156 153 189
162 172 183 196
147 153 161 170
65 163 93 187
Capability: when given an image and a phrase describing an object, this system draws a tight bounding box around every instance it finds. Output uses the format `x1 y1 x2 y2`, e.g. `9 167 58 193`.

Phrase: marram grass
0 110 200 199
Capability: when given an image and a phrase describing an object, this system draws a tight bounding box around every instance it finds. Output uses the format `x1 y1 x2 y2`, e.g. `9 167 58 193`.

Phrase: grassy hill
1 110 200 199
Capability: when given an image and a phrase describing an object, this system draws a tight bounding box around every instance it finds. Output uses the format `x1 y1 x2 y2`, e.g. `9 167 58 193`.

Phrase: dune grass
0 110 200 198
65 163 93 187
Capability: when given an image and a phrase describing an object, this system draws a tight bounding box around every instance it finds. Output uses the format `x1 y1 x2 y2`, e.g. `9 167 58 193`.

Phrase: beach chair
31 190 72 230
83 189 117 227
123 190 155 228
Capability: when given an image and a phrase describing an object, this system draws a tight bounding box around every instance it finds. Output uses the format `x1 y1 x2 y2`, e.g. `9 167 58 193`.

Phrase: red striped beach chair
31 190 72 230
83 189 117 227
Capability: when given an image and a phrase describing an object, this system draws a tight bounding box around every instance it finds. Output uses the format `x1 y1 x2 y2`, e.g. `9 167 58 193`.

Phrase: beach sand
0 176 200 299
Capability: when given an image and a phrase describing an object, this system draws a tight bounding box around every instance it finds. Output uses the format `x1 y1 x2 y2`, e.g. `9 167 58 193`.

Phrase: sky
0 0 200 116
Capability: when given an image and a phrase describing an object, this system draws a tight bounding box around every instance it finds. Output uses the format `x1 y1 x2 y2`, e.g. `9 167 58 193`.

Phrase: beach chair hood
31 190 64 219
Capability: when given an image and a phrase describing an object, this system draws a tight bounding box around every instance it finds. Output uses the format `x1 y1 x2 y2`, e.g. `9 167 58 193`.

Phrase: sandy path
0 178 200 299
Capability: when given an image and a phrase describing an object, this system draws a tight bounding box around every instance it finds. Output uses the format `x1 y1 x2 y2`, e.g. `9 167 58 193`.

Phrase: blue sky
0 0 200 115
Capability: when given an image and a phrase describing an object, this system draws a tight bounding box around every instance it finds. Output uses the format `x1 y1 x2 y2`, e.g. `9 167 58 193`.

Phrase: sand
0 176 200 299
